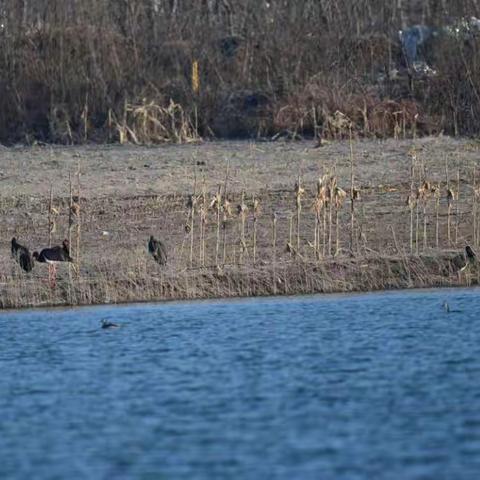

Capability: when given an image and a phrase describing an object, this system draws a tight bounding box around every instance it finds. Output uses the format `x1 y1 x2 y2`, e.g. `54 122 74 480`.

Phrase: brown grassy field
1 136 480 309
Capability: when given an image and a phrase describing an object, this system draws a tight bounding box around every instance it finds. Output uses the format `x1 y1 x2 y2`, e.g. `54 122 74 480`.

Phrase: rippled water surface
2 289 480 479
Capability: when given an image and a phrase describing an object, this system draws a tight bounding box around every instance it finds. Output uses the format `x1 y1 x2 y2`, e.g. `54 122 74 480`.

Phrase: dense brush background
1 0 480 144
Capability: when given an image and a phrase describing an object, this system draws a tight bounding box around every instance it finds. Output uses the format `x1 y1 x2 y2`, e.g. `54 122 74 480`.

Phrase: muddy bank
1 138 479 309
0 253 475 310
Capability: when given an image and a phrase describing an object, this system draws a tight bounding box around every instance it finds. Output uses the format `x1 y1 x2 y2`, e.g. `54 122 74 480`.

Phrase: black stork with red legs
33 239 73 287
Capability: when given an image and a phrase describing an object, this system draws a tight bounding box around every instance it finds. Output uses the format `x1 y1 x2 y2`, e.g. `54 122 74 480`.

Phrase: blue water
1 289 480 480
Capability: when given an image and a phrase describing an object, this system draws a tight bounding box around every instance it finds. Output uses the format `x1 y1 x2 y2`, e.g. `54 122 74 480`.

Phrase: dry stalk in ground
406 192 417 253
237 192 248 264
252 196 261 265
334 185 347 256
272 213 278 294
349 129 356 254
456 169 461 245
328 176 336 256
199 180 207 266
187 193 197 267
447 187 455 247
211 186 222 267
294 177 305 254
473 166 477 247
222 198 232 265
432 184 440 248
313 175 328 260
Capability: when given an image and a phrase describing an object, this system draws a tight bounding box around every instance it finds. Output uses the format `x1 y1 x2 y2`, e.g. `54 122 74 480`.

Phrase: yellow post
192 60 200 94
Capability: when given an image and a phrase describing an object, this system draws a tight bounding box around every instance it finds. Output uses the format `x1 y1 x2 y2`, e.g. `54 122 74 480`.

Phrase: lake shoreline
1 253 476 311
1 138 479 311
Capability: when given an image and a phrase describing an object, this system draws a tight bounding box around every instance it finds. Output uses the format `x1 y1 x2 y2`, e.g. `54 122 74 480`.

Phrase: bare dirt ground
0 136 478 307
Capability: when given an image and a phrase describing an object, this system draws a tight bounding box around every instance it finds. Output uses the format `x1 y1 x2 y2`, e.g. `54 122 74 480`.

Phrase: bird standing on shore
33 239 73 287
466 245 476 261
11 237 34 272
460 245 477 272
33 239 73 263
148 235 167 265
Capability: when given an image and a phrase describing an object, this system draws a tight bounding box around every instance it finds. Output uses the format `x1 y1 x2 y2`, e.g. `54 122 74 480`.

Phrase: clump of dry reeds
114 99 200 145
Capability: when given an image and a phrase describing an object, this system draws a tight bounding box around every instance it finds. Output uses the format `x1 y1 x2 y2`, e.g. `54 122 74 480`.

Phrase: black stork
460 245 477 272
11 238 34 272
466 245 476 261
148 235 167 265
33 239 73 287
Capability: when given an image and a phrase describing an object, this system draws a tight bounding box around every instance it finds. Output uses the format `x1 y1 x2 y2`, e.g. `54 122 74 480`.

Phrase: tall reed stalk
473 166 477 247
349 128 356 254
272 213 277 294
433 184 440 249
328 176 335 256
408 150 416 253
455 168 460 245
212 186 222 266
252 196 260 265
48 186 54 247
295 177 304 253
237 192 248 264
199 179 207 266
334 185 347 256
445 157 452 246
313 175 328 260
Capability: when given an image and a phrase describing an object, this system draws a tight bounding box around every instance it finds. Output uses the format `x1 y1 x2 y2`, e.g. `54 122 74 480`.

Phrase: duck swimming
101 319 119 329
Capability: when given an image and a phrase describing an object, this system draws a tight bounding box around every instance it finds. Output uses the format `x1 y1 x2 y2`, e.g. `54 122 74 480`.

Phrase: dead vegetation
1 1 480 144
1 137 480 309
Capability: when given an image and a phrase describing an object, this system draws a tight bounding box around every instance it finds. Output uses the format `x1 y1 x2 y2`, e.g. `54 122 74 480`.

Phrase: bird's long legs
48 264 57 288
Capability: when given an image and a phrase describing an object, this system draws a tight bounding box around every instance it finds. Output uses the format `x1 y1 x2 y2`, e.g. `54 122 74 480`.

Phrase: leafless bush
0 1 480 143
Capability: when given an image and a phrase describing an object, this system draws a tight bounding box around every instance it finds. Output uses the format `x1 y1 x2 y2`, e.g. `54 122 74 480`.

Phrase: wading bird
460 245 477 272
148 235 167 265
11 237 34 272
33 239 73 287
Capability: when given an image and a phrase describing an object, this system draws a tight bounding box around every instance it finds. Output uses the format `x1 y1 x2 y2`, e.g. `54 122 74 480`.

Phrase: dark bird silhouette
101 319 119 329
460 245 477 272
466 245 476 260
33 239 73 263
11 237 34 272
33 240 73 288
148 235 167 265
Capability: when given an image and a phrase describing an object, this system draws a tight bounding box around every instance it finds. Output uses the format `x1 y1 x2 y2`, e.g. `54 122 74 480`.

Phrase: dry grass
1 1 480 144
0 253 475 310
2 137 480 309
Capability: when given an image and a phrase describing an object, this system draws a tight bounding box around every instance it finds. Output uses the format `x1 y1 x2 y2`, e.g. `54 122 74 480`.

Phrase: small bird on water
101 319 119 329
443 301 450 313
